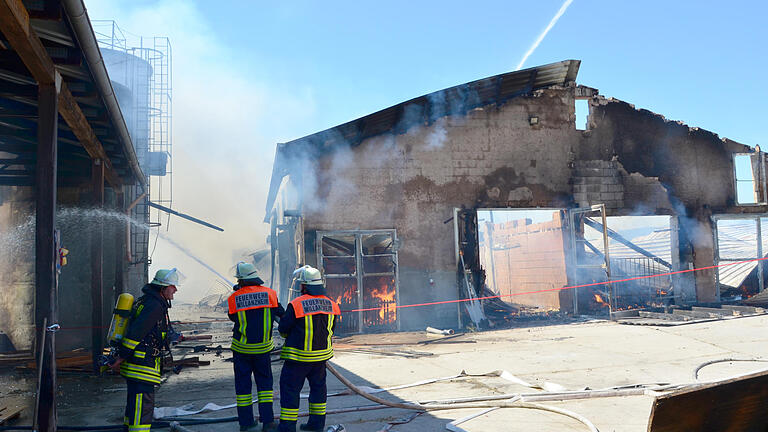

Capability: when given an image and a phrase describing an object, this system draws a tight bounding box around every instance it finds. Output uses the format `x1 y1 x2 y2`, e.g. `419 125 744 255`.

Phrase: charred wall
300 87 584 329
291 84 759 329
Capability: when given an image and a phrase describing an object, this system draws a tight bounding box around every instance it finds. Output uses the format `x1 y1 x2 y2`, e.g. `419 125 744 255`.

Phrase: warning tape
341 256 768 313
38 257 768 330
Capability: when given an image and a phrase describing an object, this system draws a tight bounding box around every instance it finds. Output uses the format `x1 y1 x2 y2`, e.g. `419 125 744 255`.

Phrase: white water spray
515 0 574 71
1 208 233 288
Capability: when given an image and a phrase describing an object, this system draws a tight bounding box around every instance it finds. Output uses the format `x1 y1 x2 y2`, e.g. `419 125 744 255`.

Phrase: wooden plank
691 306 735 317
722 305 765 314
0 404 23 425
671 309 713 319
638 311 690 321
648 369 768 432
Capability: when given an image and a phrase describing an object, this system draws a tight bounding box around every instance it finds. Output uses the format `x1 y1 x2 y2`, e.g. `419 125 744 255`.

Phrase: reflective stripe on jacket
227 284 283 355
279 295 340 362
118 285 169 384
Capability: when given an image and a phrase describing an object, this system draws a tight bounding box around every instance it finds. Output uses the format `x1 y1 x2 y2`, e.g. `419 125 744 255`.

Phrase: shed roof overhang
264 59 581 221
0 0 145 189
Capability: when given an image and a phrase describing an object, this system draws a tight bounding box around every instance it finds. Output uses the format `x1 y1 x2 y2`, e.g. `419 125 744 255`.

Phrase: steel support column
91 158 104 366
34 78 59 432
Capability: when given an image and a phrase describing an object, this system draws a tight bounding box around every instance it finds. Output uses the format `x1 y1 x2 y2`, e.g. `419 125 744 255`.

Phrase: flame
368 285 397 323
593 293 609 307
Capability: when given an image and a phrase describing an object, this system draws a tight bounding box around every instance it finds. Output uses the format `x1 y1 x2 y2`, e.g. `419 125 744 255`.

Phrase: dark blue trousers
233 351 275 427
278 360 327 432
123 379 154 432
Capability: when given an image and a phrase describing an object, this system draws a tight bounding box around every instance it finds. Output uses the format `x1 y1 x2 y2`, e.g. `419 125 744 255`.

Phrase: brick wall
573 160 624 210
484 212 568 310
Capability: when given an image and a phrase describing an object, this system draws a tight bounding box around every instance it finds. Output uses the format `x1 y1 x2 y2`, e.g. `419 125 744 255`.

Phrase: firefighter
228 262 284 432
110 268 182 432
277 266 341 432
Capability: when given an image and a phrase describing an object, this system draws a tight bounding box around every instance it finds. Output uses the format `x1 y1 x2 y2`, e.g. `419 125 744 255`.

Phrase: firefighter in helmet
277 266 341 432
110 268 182 432
228 262 284 432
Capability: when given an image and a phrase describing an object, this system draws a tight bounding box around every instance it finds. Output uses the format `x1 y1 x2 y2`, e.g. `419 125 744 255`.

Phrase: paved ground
5 307 768 431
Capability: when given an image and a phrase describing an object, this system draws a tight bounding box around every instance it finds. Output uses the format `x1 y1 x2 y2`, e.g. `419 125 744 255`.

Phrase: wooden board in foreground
648 369 768 432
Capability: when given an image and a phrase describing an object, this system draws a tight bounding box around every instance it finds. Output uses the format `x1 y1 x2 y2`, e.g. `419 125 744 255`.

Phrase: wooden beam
91 158 104 367
34 79 58 432
58 81 121 187
0 0 55 84
0 0 122 188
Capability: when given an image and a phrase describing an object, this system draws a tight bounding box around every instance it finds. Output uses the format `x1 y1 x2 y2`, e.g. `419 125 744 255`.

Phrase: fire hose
325 362 600 432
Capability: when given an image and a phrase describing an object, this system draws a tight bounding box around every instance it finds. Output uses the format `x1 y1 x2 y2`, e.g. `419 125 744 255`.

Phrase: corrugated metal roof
265 59 581 220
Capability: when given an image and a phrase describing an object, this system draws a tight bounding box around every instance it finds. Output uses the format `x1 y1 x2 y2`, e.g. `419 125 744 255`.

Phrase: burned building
265 60 766 333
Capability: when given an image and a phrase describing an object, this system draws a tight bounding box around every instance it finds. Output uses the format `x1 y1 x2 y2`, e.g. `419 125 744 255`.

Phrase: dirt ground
3 303 768 431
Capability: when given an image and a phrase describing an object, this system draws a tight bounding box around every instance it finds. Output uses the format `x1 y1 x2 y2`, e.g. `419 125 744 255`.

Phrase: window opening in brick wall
734 153 766 205
713 215 768 301
575 99 589 130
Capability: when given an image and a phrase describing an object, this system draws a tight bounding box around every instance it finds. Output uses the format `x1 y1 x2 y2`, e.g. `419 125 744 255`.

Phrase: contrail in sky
515 0 574 71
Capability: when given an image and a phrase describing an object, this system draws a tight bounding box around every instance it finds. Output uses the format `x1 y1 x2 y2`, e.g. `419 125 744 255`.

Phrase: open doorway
476 208 570 321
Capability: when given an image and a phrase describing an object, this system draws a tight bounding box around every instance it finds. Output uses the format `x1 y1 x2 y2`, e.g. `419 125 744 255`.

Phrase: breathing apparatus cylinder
106 293 134 346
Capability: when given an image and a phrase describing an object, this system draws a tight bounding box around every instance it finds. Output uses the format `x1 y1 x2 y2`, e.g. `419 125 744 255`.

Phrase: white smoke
515 0 575 71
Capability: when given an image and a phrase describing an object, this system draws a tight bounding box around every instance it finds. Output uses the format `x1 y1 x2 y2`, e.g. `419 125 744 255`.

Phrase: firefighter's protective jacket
278 294 340 363
118 284 169 384
227 283 284 355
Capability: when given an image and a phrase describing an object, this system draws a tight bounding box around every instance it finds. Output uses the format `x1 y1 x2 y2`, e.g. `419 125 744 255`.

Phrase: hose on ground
692 358 768 380
325 362 599 432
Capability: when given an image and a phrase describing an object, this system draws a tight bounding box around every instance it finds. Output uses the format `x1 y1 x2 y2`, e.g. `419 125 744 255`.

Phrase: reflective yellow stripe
280 346 334 362
236 393 253 407
133 351 146 359
257 390 274 403
134 393 141 425
327 315 334 348
122 338 139 350
120 370 162 384
309 402 326 415
231 338 274 354
122 362 161 375
128 426 151 431
304 316 312 351
280 407 299 421
238 310 247 344
263 308 270 343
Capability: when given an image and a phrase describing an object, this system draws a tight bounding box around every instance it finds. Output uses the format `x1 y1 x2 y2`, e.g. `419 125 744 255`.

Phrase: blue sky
86 0 767 300
191 0 766 145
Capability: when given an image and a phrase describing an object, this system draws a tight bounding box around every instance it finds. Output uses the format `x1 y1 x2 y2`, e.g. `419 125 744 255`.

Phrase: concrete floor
5 309 768 431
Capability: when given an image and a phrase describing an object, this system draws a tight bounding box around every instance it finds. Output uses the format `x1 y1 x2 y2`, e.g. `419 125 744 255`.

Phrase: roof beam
0 0 121 188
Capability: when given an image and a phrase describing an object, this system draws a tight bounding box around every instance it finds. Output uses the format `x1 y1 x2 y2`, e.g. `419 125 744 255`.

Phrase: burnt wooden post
91 159 105 366
35 77 60 432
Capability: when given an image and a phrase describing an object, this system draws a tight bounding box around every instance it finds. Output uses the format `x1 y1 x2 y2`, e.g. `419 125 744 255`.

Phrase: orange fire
367 285 397 323
334 288 357 306
593 293 609 307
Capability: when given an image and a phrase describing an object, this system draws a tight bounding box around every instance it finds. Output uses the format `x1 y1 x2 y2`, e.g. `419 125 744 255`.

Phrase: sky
85 0 768 302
